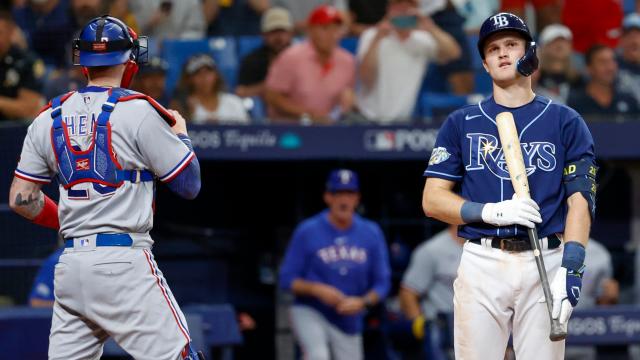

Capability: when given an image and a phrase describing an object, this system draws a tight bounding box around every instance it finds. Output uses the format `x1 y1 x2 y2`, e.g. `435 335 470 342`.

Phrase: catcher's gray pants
289 305 363 360
49 245 191 360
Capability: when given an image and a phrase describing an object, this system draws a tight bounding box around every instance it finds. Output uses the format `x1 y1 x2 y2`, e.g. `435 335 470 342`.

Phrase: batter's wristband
177 133 194 152
562 241 585 272
461 201 485 223
32 195 59 230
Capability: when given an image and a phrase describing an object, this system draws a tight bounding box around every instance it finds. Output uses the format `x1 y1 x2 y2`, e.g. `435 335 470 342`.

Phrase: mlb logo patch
76 159 90 170
80 238 90 247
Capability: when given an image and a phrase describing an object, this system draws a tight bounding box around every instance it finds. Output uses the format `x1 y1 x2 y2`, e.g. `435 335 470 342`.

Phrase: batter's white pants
49 247 191 360
453 240 565 360
289 305 363 360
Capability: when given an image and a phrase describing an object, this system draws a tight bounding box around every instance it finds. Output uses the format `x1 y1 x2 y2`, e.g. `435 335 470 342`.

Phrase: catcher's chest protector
49 88 154 192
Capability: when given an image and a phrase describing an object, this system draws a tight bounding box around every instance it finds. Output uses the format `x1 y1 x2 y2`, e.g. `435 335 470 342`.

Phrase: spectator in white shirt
356 0 460 123
170 54 250 125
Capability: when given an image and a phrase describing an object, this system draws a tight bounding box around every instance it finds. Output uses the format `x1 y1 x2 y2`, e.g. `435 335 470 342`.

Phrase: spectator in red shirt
562 0 623 54
265 5 356 124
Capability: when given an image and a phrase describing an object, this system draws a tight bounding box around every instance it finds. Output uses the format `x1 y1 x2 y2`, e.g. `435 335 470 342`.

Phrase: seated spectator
170 54 250 125
348 0 387 36
0 12 45 121
206 0 268 36
12 0 76 67
617 13 640 107
265 5 356 124
500 0 560 32
29 247 64 308
357 0 460 123
562 0 623 53
567 44 640 122
533 24 584 104
274 0 348 34
420 0 474 94
129 0 206 41
132 56 170 107
236 7 294 99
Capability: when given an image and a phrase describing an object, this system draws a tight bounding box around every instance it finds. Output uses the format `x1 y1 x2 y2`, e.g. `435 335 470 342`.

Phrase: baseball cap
623 13 640 32
308 5 343 26
185 54 216 75
262 7 293 33
138 56 169 75
326 169 359 192
538 24 572 46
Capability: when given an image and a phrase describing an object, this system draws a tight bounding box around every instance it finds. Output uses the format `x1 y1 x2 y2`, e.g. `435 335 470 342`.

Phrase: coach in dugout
279 169 391 360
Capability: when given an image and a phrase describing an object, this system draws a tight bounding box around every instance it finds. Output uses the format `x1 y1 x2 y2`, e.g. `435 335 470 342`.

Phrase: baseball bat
496 111 567 341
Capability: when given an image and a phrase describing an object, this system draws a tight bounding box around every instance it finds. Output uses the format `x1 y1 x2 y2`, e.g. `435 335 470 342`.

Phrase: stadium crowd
4 0 640 359
2 0 640 125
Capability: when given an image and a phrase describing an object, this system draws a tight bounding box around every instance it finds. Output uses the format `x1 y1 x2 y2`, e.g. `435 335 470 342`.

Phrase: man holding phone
356 0 460 123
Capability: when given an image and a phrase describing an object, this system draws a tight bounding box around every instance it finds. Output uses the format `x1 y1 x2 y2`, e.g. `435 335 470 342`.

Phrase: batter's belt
468 233 562 252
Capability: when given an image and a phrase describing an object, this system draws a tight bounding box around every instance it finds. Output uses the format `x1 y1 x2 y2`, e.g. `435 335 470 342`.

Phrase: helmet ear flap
516 41 539 77
121 60 139 88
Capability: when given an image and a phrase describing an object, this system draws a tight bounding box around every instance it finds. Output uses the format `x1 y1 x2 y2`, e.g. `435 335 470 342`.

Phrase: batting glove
481 194 542 228
550 241 585 325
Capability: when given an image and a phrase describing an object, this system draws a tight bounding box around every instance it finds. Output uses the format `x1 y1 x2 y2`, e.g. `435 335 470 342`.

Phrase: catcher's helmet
72 15 148 67
477 12 538 76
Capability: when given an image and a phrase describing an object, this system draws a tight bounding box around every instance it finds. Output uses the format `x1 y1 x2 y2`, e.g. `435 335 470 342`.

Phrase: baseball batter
9 16 205 360
422 13 596 359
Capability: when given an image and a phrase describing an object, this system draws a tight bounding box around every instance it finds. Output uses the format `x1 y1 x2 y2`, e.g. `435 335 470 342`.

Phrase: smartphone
160 1 172 13
390 15 418 29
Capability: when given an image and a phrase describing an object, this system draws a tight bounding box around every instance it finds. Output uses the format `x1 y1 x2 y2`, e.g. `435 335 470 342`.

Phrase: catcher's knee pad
180 343 205 360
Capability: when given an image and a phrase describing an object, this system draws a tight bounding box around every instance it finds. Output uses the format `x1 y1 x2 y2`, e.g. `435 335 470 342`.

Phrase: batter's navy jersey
424 95 595 240
279 210 391 334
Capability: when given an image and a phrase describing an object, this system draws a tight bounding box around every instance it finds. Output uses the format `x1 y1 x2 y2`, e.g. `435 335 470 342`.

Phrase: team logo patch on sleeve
428 147 451 165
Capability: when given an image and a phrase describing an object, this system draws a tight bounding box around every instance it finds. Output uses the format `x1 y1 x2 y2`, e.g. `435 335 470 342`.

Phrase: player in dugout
279 169 391 360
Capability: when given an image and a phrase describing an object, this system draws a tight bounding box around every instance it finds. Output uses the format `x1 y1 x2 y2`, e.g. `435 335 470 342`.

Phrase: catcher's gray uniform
15 88 195 360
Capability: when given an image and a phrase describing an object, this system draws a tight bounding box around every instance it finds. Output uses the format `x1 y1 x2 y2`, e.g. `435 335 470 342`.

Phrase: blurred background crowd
2 0 640 359
2 0 640 125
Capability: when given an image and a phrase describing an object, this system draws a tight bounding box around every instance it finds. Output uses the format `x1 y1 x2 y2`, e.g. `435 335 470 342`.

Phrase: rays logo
465 133 556 179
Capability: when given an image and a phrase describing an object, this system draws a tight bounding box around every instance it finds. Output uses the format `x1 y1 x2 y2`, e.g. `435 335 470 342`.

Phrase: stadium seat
418 92 470 119
162 37 239 94
237 35 264 59
340 37 359 54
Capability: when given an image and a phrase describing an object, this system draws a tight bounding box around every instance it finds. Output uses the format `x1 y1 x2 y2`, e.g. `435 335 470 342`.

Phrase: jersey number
66 183 117 200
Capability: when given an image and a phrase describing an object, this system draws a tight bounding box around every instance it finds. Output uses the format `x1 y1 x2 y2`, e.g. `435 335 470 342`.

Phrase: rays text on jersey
465 133 557 179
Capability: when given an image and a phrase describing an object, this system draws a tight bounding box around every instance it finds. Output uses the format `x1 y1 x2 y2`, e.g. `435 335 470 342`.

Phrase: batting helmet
72 15 148 67
477 12 538 77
